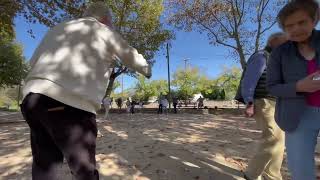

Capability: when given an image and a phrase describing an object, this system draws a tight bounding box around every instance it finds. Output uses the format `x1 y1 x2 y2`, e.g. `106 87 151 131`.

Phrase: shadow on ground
0 110 307 179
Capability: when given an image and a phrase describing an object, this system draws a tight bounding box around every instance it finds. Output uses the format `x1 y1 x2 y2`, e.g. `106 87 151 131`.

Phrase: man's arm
107 30 151 78
241 52 266 104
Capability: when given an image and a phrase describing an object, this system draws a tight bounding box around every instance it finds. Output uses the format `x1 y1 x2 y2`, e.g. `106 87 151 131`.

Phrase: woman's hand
296 71 320 93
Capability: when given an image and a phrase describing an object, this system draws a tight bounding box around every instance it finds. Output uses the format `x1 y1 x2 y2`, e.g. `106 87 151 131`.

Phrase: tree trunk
103 75 116 100
233 26 247 70
239 52 246 70
103 67 127 100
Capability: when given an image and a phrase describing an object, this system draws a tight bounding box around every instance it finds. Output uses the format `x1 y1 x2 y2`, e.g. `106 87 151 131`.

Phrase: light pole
121 73 124 97
166 43 171 109
182 58 190 107
17 59 22 106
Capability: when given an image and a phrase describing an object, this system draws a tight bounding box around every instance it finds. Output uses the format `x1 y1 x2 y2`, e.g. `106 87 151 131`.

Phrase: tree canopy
102 0 173 98
0 37 28 88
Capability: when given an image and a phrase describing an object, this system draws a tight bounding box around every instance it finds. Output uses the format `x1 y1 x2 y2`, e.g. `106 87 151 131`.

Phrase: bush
0 86 20 110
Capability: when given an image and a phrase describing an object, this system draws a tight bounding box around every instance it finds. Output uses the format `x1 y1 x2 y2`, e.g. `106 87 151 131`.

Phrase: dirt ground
0 110 319 180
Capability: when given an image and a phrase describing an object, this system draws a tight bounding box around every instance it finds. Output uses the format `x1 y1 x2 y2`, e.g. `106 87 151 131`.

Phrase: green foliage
204 66 241 100
99 0 173 97
0 0 19 40
0 86 20 110
201 88 225 100
133 75 168 101
170 66 241 101
112 91 130 100
0 0 85 38
0 38 29 88
106 0 173 61
130 66 241 102
133 76 156 101
151 79 168 96
172 67 204 100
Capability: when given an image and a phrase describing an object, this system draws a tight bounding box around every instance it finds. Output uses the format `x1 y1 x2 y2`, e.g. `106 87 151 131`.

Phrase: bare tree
166 0 286 69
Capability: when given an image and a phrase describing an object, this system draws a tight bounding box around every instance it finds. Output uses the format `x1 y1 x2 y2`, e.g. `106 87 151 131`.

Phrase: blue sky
14 14 278 91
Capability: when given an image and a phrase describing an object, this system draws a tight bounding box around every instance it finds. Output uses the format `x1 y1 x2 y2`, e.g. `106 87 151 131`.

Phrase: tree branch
236 0 245 25
260 20 277 35
205 5 234 37
187 7 236 49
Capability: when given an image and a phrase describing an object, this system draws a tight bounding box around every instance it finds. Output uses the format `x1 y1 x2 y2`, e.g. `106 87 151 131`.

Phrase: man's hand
245 103 254 117
146 74 152 79
145 64 152 79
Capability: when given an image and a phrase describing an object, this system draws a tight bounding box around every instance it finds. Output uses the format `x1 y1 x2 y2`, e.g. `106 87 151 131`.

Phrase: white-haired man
20 2 151 180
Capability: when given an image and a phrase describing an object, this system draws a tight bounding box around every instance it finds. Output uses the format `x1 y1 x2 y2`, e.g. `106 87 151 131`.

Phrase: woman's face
283 10 317 43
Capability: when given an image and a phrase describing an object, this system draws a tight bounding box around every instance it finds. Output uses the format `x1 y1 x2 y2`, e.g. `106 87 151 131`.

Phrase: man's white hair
267 32 286 47
83 2 112 19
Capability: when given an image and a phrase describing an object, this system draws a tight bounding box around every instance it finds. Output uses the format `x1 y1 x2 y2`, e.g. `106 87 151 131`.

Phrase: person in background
161 96 169 114
126 98 131 113
157 95 163 114
102 97 111 119
172 96 178 114
116 97 123 109
197 96 204 109
130 99 136 114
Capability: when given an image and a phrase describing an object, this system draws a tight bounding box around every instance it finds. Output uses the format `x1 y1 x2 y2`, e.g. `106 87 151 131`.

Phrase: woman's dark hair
277 0 319 29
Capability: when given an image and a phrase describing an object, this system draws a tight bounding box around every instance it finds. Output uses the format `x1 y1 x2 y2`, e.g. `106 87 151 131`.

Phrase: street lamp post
166 43 171 109
17 59 22 106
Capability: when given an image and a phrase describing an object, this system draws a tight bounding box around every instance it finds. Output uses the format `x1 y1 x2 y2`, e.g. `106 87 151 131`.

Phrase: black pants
20 93 99 180
173 103 177 113
157 104 163 114
130 105 135 114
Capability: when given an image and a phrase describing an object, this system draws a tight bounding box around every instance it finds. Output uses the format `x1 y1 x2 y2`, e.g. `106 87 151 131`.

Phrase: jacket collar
310 30 320 52
289 30 320 62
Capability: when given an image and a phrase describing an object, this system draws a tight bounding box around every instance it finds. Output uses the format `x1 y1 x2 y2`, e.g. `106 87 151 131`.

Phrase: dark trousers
157 104 163 114
173 103 177 113
20 93 99 180
130 105 135 114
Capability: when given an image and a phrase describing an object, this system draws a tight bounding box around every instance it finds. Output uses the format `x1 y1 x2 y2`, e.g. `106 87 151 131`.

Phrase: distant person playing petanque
102 97 111 119
172 96 178 113
157 95 163 114
116 97 123 109
197 96 204 109
130 99 136 114
161 96 169 114
126 98 131 113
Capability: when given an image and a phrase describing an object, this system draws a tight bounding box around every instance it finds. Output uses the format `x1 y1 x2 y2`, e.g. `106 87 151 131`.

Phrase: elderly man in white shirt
20 2 151 180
